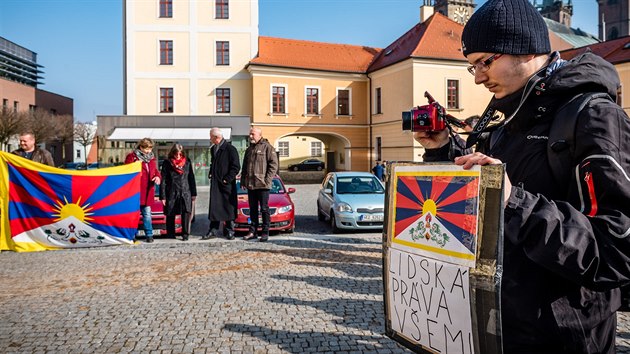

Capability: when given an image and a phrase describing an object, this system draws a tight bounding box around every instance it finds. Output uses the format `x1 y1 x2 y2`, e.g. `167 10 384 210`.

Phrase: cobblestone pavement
1 184 629 353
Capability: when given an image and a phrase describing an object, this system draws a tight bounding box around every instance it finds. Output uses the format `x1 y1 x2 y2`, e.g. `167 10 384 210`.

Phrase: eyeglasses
467 53 503 75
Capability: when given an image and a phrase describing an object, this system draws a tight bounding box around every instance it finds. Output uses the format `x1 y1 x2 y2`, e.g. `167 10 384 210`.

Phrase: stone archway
274 132 352 172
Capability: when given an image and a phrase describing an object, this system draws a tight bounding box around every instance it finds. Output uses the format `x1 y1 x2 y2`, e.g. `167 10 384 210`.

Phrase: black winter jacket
208 140 240 222
425 52 630 353
159 158 197 216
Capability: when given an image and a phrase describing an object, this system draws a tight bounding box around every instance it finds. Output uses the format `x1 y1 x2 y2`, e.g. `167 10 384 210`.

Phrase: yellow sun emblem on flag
422 198 438 216
52 196 94 223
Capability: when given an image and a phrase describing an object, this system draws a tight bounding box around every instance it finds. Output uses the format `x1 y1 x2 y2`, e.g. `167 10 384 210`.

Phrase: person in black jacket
415 0 630 352
160 144 197 241
204 127 240 240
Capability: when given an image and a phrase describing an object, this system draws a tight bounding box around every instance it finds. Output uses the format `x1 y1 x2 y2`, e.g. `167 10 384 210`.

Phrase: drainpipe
368 74 373 172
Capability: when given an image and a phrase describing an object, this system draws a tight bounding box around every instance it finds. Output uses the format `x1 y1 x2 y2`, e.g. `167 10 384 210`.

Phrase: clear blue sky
0 0 599 123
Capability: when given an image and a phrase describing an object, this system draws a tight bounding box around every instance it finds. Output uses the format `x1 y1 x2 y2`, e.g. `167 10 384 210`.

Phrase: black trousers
209 220 234 233
166 212 190 236
247 189 270 234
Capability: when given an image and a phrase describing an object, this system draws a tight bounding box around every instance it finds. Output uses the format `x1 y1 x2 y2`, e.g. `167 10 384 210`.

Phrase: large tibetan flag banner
0 151 141 252
391 164 481 268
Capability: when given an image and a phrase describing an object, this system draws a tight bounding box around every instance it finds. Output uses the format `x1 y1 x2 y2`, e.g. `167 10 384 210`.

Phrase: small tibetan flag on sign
0 152 141 252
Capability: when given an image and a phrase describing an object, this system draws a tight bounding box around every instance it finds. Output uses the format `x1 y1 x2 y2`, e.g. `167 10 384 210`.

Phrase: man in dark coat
12 132 54 166
414 0 630 352
204 127 240 240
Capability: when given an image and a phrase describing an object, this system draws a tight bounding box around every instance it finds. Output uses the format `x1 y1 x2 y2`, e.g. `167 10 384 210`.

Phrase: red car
137 186 182 237
235 176 296 233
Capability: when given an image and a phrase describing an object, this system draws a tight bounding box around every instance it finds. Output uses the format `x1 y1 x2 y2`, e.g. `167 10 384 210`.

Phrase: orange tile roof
560 36 630 64
249 36 381 73
368 13 467 72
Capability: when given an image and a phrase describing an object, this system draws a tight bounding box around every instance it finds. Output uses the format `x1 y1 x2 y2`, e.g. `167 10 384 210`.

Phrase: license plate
137 230 145 236
360 214 383 221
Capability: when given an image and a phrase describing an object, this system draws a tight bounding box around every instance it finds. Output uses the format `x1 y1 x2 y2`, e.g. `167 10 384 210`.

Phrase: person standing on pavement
125 138 161 243
414 0 630 352
240 127 278 242
204 127 240 240
12 132 54 166
160 143 197 241
371 161 384 181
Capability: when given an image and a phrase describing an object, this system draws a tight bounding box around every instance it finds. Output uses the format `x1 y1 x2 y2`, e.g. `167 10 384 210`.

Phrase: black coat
424 52 630 353
208 140 240 221
159 158 197 215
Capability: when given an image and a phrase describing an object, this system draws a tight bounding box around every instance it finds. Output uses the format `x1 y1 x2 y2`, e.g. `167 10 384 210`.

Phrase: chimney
420 0 434 22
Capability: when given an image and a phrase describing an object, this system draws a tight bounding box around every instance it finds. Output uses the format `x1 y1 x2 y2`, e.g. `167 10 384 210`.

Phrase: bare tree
0 108 26 151
24 108 56 144
74 122 96 163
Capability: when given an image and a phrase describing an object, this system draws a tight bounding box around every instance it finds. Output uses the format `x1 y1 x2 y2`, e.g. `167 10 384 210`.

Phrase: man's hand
152 176 161 185
454 152 512 204
161 200 166 206
413 129 450 149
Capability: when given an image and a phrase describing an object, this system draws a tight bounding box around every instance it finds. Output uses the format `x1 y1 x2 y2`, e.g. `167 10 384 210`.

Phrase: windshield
336 176 385 194
236 178 285 195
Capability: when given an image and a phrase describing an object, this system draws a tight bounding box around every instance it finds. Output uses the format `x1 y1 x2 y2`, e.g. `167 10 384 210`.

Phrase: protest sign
383 162 505 354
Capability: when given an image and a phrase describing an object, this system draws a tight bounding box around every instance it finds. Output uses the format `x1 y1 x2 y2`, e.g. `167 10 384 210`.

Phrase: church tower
536 0 573 27
597 0 630 40
434 0 476 25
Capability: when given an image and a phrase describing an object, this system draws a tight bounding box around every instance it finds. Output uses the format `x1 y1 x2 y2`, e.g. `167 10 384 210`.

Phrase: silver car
317 172 385 233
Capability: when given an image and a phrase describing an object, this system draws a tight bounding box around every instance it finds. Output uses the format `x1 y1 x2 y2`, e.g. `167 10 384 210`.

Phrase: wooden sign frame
383 162 506 354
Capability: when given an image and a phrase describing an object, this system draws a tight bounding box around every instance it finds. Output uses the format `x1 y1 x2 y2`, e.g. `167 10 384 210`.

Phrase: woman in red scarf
159 144 197 241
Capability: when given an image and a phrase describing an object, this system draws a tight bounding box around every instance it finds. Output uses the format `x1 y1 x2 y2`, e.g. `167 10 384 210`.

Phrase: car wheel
317 166 323 171
292 166 299 171
317 202 325 221
330 211 341 234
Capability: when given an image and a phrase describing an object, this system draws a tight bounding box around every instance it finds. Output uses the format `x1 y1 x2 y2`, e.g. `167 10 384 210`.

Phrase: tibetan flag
0 151 141 252
391 165 480 267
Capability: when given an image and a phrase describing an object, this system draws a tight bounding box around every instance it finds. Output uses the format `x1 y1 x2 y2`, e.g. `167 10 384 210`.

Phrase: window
50 108 57 115
160 88 174 113
29 105 36 112
13 101 19 112
375 87 382 114
447 79 459 109
216 41 229 65
306 87 319 115
216 0 229 19
272 86 286 114
2 99 7 110
159 0 172 18
278 141 289 157
376 137 382 161
337 89 350 115
160 40 173 65
216 88 230 113
311 142 322 157
76 149 81 158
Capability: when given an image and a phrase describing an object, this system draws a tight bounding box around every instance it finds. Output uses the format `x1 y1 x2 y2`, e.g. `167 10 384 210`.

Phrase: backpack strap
547 92 613 186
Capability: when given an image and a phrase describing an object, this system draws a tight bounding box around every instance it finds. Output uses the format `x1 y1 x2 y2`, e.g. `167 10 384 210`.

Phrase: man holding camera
415 0 630 352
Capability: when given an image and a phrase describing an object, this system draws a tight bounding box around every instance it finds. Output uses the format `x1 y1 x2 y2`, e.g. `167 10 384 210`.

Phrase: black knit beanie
462 0 550 56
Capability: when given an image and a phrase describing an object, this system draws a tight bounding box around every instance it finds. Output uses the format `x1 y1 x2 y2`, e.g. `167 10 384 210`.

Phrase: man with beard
240 127 278 242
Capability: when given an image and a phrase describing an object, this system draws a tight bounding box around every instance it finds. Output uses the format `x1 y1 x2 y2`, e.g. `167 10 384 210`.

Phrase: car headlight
336 202 352 213
277 205 293 214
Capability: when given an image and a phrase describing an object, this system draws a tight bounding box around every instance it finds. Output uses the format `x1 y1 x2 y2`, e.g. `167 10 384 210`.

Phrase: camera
401 104 446 132
402 91 464 132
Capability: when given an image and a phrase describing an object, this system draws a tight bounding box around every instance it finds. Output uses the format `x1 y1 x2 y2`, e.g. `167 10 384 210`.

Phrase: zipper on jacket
583 171 598 216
